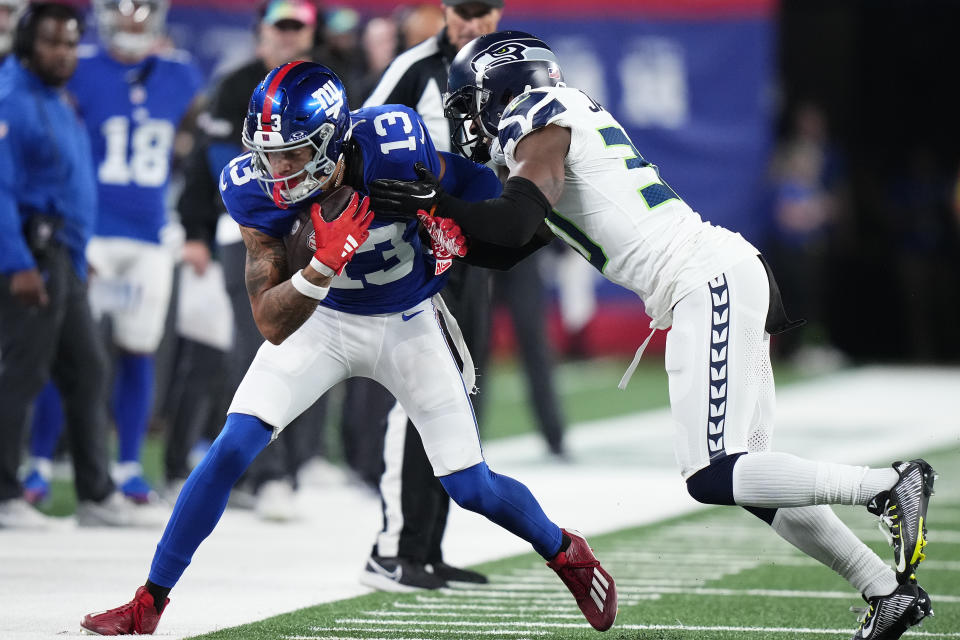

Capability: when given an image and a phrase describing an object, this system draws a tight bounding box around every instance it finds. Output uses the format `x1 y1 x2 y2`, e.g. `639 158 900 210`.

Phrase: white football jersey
495 86 758 329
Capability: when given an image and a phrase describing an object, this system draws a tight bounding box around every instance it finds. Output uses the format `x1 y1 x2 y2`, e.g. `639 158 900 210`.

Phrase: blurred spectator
549 240 598 359
355 16 397 101
21 0 204 507
882 146 957 361
397 3 444 49
0 0 25 59
180 0 331 521
0 2 162 529
312 6 366 105
766 101 847 370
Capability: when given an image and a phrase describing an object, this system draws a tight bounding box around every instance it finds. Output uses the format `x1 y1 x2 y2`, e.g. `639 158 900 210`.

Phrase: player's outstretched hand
310 192 374 276
418 210 467 258
368 161 442 220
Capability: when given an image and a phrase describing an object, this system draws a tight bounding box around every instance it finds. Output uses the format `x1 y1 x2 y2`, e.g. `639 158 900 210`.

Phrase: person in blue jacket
0 2 156 529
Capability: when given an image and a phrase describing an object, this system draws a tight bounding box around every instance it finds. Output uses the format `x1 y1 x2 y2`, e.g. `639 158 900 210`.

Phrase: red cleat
80 586 168 635
547 529 617 631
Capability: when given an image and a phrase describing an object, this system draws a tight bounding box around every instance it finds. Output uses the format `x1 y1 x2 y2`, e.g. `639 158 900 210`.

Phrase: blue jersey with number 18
221 104 449 316
70 46 203 243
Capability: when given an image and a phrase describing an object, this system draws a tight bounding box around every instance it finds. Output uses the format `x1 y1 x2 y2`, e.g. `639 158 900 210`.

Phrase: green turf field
181 442 958 639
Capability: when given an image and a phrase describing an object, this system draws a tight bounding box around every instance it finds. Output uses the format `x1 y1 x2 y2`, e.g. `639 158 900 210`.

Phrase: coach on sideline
0 3 118 528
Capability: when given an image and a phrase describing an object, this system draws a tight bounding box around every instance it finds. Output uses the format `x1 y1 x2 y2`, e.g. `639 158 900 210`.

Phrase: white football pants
667 255 775 478
86 236 175 353
228 295 483 476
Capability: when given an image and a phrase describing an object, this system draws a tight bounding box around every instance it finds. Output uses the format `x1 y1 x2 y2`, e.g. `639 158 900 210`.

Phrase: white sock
111 460 143 485
771 505 899 599
732 452 899 507
29 457 53 481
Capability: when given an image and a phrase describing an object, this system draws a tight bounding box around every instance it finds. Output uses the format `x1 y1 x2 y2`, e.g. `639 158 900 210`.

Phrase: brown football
283 184 356 276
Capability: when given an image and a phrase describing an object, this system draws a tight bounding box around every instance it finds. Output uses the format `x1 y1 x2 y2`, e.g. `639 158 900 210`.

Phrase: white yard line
1 366 958 640
333 618 960 637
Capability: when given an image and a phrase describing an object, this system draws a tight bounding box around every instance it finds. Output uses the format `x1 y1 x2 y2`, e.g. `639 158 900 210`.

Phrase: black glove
368 162 445 221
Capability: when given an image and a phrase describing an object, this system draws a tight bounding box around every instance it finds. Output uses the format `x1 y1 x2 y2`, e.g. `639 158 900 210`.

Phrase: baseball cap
442 0 505 8
262 0 318 27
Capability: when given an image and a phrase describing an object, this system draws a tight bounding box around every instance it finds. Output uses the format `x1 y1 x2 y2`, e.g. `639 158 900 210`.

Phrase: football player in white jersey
369 31 937 640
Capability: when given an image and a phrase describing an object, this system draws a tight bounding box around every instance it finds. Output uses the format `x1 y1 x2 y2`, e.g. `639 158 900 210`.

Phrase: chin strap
271 183 289 209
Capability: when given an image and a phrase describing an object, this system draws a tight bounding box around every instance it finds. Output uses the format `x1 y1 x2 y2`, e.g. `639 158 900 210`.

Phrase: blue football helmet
444 30 563 162
242 61 350 207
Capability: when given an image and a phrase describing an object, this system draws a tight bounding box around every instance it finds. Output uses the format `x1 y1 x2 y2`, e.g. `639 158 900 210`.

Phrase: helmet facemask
245 122 342 208
443 84 493 164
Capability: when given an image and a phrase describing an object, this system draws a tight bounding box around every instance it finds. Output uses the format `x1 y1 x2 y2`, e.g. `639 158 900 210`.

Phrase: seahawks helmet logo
471 40 558 74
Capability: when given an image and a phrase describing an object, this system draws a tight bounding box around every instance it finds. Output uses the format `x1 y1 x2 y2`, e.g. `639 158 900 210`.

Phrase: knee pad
439 461 489 512
685 452 746 505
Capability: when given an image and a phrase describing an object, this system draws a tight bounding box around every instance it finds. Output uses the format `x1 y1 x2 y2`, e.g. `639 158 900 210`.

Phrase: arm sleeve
178 145 221 245
0 122 35 274
436 176 551 248
460 221 554 270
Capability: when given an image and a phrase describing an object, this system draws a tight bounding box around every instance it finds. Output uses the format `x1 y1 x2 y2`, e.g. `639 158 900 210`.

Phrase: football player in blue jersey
80 61 618 636
21 0 204 506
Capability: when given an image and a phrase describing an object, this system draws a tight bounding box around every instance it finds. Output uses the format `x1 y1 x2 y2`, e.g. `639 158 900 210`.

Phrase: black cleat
428 562 488 584
851 578 933 640
359 554 447 592
867 459 937 582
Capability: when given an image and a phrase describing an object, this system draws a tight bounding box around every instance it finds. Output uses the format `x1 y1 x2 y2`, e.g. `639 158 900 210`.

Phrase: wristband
291 269 329 301
309 256 337 278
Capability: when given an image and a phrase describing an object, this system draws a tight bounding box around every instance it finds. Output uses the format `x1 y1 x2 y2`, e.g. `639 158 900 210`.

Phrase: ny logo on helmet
312 80 344 119
471 40 557 74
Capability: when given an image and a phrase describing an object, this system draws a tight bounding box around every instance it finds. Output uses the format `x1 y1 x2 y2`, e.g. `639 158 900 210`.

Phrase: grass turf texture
182 443 959 640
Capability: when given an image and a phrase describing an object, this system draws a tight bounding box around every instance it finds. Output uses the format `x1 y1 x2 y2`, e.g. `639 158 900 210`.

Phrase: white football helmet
94 0 169 59
0 0 28 56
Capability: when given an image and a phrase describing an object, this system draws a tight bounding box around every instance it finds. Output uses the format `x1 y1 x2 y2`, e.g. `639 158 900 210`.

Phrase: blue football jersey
70 46 203 243
221 104 454 316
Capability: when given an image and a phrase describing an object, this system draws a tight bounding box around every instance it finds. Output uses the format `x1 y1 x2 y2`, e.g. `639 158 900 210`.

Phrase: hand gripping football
283 184 356 276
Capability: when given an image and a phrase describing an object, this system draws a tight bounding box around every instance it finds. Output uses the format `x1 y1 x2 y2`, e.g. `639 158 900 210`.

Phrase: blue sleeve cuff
0 240 36 274
439 151 503 203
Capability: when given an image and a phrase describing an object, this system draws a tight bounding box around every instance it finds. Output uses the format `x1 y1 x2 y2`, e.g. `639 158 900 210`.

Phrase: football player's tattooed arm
240 225 332 345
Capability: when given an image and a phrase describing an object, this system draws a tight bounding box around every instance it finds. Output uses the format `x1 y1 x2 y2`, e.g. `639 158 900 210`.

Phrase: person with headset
0 2 158 528
19 0 204 508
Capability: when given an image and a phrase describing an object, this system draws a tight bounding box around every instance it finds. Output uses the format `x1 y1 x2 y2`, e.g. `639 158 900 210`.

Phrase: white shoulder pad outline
497 87 568 163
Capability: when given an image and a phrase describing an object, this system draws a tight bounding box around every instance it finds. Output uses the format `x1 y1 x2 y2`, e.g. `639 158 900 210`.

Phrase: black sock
558 533 571 555
144 580 171 614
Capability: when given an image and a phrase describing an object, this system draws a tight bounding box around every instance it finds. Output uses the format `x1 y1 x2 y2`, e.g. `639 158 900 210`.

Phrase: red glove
418 210 467 276
310 193 374 276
